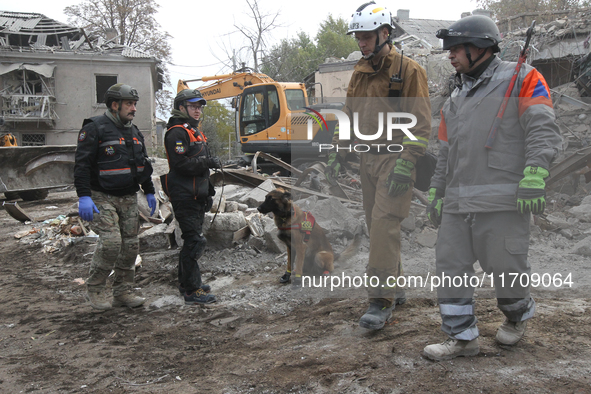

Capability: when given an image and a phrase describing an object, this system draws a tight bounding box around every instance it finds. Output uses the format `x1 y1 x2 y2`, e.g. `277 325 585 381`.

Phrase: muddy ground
0 189 590 394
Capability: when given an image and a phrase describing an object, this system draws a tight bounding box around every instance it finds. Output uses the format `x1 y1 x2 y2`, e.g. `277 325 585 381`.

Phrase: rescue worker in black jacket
74 83 157 310
161 89 221 304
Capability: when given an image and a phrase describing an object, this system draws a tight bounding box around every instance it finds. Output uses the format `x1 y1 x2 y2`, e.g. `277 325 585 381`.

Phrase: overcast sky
3 0 480 97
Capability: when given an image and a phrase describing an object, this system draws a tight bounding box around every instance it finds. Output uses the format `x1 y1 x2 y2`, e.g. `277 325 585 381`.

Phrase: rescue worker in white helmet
422 15 561 361
324 1 431 330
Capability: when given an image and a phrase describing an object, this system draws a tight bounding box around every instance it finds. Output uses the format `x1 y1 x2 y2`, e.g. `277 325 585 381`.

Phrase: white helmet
347 2 394 35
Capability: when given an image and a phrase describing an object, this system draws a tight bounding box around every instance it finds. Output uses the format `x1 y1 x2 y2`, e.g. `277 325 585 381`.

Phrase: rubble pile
14 214 96 254
501 12 591 47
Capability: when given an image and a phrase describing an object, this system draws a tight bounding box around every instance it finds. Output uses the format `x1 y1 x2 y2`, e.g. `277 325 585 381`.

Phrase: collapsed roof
0 10 153 59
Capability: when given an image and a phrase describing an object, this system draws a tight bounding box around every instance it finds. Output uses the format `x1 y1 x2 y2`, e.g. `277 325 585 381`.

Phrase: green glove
386 158 414 197
517 166 548 215
325 152 341 185
426 187 444 228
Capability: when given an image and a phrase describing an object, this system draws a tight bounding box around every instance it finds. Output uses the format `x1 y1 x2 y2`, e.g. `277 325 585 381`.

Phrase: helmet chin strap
362 31 391 60
464 44 487 69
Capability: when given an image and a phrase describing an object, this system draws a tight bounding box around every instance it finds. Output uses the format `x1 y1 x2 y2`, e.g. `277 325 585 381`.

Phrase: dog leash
210 166 224 226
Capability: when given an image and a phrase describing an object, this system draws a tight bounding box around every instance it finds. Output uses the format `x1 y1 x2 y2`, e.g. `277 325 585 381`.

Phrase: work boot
184 289 216 305
359 303 392 330
86 289 112 310
179 284 211 295
496 319 527 345
423 338 480 361
112 292 146 308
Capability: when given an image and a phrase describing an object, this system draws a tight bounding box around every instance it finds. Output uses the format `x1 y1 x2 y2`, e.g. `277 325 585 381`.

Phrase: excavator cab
177 72 337 164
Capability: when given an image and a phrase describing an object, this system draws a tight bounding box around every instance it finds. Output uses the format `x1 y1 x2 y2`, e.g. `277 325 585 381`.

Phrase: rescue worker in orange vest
162 89 220 305
423 15 562 361
324 1 432 330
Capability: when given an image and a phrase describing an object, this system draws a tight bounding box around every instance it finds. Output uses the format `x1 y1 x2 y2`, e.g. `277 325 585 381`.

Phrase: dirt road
0 190 590 393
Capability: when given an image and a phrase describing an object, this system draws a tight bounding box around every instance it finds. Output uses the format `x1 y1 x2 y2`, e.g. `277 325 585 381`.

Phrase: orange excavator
177 68 341 166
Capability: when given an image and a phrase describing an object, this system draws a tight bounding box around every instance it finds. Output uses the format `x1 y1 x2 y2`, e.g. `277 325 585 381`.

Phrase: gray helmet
174 89 206 110
105 83 139 107
436 15 501 53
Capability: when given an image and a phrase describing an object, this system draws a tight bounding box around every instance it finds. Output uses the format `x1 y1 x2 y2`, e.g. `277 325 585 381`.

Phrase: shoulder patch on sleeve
174 141 186 154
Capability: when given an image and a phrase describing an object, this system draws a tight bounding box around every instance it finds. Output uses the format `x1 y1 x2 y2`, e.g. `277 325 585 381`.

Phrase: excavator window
285 89 306 111
239 85 280 136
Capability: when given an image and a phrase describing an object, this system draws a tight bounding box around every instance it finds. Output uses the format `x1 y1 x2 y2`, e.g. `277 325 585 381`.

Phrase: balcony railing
1 94 58 125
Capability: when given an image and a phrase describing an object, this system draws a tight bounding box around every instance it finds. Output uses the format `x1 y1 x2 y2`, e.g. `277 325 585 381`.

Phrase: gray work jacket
431 56 562 213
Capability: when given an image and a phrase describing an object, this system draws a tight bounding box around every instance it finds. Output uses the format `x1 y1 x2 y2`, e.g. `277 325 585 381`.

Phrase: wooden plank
255 152 303 177
546 146 591 188
233 225 251 242
3 201 35 222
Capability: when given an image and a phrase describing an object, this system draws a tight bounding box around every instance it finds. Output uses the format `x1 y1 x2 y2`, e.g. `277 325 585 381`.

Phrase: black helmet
105 83 139 107
174 89 206 110
436 15 501 53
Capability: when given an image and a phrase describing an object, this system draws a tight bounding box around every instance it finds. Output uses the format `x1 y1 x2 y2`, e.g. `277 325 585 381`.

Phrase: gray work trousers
436 211 536 341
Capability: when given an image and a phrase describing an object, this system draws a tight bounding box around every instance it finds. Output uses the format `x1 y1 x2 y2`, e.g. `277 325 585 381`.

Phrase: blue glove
79 196 99 222
146 193 157 216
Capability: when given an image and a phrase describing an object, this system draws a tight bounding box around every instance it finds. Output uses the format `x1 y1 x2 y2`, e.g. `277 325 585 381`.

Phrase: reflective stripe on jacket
74 114 154 197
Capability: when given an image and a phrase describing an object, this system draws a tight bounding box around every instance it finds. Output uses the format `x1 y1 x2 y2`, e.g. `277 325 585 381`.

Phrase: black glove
208 156 222 169
205 196 214 212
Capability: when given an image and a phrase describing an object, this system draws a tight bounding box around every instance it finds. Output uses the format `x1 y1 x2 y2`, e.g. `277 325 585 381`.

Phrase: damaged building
0 11 163 148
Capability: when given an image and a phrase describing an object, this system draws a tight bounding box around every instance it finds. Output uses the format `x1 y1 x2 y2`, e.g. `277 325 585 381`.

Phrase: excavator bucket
0 145 76 200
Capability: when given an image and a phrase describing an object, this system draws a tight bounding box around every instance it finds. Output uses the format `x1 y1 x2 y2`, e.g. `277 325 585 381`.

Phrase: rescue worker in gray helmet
422 15 562 361
74 83 157 310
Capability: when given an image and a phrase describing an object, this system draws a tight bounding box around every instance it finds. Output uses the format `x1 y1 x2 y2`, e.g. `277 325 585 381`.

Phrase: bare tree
212 0 282 72
64 0 172 116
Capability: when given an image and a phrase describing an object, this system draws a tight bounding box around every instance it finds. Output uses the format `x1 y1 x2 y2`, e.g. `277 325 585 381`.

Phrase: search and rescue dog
257 187 360 287
257 188 335 286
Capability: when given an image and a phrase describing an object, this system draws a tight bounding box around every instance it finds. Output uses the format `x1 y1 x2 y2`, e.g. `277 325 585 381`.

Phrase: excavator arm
177 71 276 101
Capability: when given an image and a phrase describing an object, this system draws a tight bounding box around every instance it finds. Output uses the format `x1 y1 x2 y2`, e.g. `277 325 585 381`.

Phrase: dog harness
278 210 316 243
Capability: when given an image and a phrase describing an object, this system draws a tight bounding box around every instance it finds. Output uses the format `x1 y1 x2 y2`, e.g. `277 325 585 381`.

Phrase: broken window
21 133 46 146
96 75 118 104
0 64 57 125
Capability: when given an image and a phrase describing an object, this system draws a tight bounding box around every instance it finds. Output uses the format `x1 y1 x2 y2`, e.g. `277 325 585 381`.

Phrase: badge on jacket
175 141 186 154
78 131 87 142
104 146 116 156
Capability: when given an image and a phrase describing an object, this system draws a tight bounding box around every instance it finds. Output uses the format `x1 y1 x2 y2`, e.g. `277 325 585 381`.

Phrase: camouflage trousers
86 191 139 296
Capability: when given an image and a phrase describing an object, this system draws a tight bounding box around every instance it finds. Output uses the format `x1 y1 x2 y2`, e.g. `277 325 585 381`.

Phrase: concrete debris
203 212 248 249
572 237 591 256
239 179 275 208
568 202 591 222
211 194 226 213
138 223 170 251
245 214 265 238
309 197 364 239
401 213 416 232
415 228 438 248
222 185 251 202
